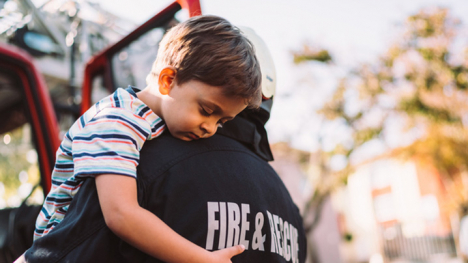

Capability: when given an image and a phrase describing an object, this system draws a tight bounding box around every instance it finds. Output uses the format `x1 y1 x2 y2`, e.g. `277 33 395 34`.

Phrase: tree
295 7 468 262
322 6 468 209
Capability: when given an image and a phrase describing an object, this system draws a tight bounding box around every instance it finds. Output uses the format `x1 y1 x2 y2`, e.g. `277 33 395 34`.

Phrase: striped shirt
34 87 165 240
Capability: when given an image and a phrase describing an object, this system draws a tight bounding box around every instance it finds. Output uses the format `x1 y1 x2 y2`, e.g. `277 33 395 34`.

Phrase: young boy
32 15 262 262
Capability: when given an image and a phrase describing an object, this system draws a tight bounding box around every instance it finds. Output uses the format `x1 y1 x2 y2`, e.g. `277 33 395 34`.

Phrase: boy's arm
95 174 244 263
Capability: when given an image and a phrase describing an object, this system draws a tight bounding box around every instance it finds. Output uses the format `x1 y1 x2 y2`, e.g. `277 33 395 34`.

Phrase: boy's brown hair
146 15 262 108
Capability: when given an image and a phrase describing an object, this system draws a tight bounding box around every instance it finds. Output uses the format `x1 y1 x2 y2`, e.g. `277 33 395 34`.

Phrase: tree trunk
302 190 330 263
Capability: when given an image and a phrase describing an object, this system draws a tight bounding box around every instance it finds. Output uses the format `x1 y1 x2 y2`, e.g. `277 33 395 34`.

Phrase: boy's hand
209 245 245 263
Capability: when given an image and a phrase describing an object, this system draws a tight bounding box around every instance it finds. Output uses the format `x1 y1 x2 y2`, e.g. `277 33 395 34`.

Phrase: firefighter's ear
158 67 177 95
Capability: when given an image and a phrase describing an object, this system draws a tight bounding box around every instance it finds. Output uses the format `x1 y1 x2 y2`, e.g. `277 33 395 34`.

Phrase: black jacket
25 132 307 262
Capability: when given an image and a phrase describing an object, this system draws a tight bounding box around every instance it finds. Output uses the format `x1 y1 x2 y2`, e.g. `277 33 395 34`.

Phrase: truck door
0 0 200 260
0 43 60 262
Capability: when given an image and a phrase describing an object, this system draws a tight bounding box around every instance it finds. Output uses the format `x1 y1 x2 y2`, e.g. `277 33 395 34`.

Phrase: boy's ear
158 67 177 95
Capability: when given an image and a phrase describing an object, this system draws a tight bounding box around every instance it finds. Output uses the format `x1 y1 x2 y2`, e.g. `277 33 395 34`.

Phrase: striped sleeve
72 107 151 178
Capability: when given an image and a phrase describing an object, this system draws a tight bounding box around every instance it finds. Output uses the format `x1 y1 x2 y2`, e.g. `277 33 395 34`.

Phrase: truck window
109 12 182 92
0 71 43 208
112 27 166 90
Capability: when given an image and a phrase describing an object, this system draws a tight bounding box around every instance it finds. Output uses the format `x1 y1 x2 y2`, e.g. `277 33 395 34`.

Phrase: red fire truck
0 1 201 261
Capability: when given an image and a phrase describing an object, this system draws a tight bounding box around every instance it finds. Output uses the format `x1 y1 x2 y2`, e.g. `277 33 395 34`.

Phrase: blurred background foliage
299 7 468 241
0 125 41 208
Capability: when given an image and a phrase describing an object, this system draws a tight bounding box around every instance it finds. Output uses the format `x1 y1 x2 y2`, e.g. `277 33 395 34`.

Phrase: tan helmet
239 26 276 114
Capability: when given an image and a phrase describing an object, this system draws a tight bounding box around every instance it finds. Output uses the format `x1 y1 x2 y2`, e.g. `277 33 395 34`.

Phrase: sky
94 0 468 151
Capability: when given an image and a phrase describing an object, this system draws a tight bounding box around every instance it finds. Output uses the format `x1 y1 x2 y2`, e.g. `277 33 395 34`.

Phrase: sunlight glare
3 134 11 145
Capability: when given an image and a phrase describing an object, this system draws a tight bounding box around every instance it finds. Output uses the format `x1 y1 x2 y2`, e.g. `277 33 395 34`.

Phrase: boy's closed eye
200 105 213 116
199 103 234 128
199 105 222 127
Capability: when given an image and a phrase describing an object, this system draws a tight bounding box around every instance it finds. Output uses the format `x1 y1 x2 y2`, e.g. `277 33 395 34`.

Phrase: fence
381 224 457 261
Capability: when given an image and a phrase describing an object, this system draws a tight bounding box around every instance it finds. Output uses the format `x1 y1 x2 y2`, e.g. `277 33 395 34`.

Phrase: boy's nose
200 121 217 137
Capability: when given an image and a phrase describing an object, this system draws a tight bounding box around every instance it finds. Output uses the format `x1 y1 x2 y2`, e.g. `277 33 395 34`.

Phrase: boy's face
160 79 247 141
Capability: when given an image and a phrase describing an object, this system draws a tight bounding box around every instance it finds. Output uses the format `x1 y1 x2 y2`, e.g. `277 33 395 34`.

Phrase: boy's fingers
226 245 245 257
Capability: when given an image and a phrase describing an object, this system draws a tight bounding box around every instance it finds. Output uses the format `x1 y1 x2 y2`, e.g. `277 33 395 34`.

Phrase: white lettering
239 203 250 249
279 217 285 256
206 202 219 250
273 214 283 256
266 210 301 262
218 202 227 249
293 227 299 263
283 221 291 261
290 222 296 263
267 211 277 253
207 204 302 261
226 202 241 247
251 212 265 251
